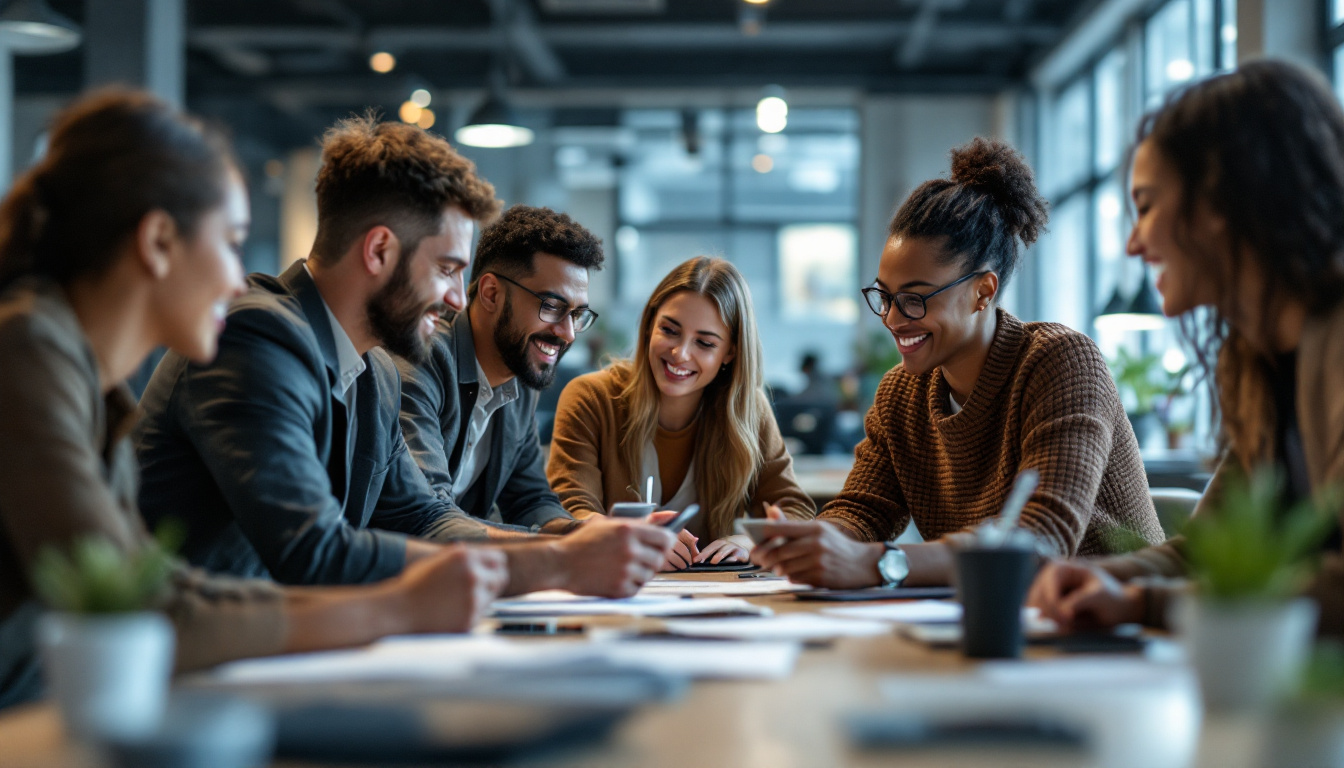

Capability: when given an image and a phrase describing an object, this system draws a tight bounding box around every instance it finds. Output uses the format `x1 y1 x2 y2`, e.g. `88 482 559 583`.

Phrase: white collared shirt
450 358 519 498
304 263 365 405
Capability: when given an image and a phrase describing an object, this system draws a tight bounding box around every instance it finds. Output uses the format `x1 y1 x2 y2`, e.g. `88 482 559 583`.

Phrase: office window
1094 49 1128 176
1331 2 1344 103
1045 78 1092 197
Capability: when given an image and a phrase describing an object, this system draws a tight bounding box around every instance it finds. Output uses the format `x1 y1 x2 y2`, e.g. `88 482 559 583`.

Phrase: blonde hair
612 257 767 539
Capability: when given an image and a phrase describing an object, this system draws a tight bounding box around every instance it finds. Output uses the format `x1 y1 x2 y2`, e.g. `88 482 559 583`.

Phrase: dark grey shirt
396 312 571 529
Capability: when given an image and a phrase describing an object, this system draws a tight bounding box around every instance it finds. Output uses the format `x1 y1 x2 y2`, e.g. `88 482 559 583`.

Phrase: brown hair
1136 60 1344 469
611 257 767 540
0 89 234 289
311 114 501 265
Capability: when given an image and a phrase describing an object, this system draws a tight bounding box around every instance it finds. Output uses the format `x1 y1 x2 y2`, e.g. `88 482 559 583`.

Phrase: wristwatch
876 542 909 587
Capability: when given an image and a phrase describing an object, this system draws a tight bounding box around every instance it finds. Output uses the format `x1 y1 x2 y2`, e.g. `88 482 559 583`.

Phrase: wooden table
0 573 1259 768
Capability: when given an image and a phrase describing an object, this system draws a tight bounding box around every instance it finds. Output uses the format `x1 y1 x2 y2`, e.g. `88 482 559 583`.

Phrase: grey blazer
136 261 497 585
395 312 571 529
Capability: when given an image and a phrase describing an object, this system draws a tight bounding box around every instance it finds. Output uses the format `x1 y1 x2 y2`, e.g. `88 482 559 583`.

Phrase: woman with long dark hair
1029 60 1344 633
0 90 506 708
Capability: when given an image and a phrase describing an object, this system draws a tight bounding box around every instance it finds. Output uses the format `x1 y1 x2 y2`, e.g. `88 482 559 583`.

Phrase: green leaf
28 523 182 614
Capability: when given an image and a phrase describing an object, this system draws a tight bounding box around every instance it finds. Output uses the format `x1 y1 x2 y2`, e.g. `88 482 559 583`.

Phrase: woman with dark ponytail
0 90 506 709
752 138 1165 588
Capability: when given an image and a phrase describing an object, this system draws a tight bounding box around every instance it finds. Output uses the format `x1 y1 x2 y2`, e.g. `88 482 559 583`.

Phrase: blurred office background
0 0 1331 477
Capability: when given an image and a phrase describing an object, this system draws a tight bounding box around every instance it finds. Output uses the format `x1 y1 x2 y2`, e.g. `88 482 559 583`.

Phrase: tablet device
678 562 758 573
793 586 957 602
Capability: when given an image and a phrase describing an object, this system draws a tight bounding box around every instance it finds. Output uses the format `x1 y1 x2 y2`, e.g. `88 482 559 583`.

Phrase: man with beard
135 116 672 595
397 206 600 532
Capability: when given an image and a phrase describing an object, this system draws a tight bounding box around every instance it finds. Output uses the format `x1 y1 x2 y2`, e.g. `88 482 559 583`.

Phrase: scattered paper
639 579 810 597
822 600 963 624
661 614 891 641
210 634 798 685
490 594 768 618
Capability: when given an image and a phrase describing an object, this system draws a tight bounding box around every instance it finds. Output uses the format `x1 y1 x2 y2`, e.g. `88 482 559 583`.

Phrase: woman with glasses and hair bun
548 256 815 571
751 138 1164 589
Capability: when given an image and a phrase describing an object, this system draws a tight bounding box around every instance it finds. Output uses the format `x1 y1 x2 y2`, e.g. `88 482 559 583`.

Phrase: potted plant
1261 642 1344 767
1174 469 1339 712
851 327 902 413
1107 348 1166 449
32 529 179 741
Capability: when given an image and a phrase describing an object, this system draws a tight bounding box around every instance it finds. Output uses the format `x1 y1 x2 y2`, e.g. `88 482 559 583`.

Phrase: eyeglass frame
485 271 599 333
860 271 989 321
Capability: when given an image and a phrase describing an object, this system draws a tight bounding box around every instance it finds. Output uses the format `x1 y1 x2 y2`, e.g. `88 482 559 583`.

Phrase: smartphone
609 502 657 519
734 518 783 545
661 504 700 533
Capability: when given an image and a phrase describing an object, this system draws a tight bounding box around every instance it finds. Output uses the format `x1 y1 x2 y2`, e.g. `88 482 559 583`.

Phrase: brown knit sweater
820 309 1165 556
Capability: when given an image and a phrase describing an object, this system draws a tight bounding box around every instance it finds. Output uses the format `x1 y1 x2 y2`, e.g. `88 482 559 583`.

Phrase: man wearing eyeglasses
395 206 602 534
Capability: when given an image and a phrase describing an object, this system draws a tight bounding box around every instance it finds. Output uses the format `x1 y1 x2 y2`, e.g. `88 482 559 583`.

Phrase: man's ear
475 272 503 313
136 209 178 280
361 226 399 277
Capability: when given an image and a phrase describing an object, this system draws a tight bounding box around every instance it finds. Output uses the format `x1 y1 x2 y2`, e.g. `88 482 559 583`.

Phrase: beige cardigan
1097 300 1344 634
546 366 815 541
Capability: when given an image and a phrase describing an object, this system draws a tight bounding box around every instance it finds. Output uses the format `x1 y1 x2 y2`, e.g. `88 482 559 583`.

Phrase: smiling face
874 235 995 376
367 205 474 363
646 290 736 402
1126 140 1226 318
154 169 249 363
492 252 591 390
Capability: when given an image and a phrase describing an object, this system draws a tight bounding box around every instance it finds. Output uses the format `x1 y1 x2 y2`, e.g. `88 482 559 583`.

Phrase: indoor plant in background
1175 469 1339 712
32 529 179 741
1107 348 1166 450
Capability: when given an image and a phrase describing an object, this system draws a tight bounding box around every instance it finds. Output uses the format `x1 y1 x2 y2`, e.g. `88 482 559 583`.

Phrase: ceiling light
456 93 534 148
756 96 787 134
411 88 432 108
751 154 774 173
369 51 396 73
399 100 422 124
1095 268 1167 332
1165 59 1194 82
416 108 436 130
0 0 81 54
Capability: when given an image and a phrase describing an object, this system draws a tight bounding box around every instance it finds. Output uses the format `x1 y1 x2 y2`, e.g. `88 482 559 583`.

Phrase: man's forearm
496 540 567 595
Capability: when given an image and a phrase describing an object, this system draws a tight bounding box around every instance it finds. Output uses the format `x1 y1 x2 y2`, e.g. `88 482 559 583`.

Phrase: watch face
879 548 909 585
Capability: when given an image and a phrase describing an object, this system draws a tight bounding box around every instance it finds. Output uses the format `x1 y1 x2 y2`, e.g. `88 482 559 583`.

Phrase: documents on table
491 590 770 617
209 633 801 685
661 614 892 641
638 578 810 597
822 600 964 624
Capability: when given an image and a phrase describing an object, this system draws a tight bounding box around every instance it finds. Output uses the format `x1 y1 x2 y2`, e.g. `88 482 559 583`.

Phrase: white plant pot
1174 596 1318 713
37 611 175 741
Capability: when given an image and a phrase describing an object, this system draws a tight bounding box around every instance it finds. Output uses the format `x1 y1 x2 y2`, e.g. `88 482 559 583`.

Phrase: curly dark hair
311 113 501 266
888 137 1049 289
469 205 605 299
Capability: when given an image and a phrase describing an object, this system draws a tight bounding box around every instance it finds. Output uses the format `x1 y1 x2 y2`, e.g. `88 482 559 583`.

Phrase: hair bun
949 137 1048 246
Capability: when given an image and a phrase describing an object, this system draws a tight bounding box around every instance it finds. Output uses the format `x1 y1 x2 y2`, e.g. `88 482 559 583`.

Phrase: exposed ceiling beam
898 0 943 68
190 21 1060 55
487 0 566 84
1004 0 1036 23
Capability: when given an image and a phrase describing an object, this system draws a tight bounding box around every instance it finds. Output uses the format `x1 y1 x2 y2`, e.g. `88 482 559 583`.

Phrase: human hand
749 520 883 589
696 535 751 564
553 517 675 597
1027 560 1144 631
646 510 699 570
400 544 509 634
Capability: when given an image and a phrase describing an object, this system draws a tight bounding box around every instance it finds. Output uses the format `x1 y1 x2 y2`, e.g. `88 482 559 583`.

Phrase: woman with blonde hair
548 256 814 568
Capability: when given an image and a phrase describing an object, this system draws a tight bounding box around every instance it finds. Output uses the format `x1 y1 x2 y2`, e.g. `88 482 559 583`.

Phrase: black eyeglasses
861 271 987 321
488 272 598 333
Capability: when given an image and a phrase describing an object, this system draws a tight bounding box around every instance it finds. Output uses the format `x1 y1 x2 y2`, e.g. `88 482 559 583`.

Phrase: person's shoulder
1019 320 1107 369
567 365 625 399
218 275 321 360
0 281 91 374
394 314 458 381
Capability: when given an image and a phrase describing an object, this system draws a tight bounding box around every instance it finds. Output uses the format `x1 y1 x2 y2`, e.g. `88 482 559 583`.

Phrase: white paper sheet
490 593 769 617
209 633 799 684
661 614 891 641
638 579 810 597
822 600 963 623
